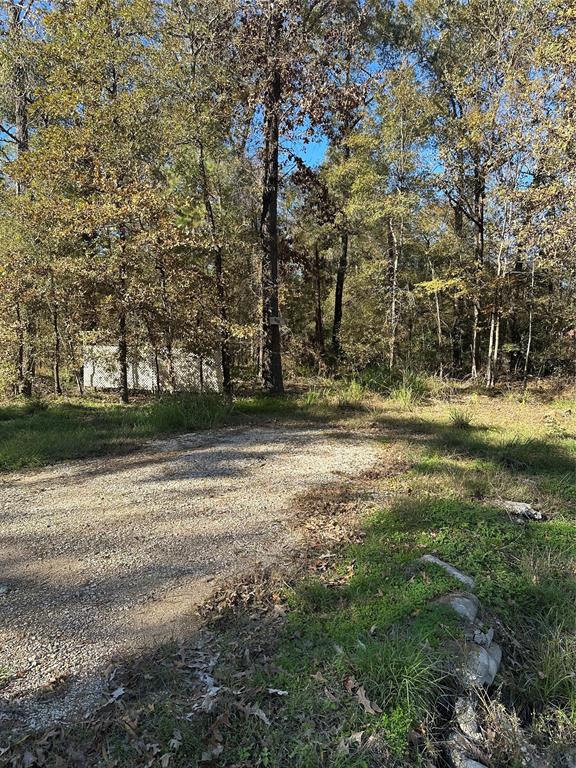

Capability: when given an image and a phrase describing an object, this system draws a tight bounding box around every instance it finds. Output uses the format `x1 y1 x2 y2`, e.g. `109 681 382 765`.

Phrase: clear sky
294 134 329 167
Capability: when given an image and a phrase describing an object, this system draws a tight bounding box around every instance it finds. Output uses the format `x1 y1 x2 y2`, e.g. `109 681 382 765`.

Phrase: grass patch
448 406 474 429
0 394 236 471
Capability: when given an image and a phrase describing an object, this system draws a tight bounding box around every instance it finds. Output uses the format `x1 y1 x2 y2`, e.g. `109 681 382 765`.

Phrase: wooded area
1 0 575 401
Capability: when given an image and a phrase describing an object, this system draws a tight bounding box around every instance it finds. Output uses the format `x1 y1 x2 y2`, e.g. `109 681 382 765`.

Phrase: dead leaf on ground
244 704 271 726
344 675 358 692
356 686 382 715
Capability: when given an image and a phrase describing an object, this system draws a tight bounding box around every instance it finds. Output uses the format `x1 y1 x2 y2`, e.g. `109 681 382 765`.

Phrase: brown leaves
355 686 382 716
343 675 382 716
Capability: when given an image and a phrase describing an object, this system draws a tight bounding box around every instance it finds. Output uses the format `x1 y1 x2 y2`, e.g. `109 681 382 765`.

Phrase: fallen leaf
246 704 271 726
169 729 182 750
201 744 223 762
108 686 125 702
344 675 358 693
356 686 382 715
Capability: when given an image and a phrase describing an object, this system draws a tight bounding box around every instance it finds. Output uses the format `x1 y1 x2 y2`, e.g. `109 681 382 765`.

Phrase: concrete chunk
420 555 476 588
448 593 480 623
462 643 502 687
492 499 544 520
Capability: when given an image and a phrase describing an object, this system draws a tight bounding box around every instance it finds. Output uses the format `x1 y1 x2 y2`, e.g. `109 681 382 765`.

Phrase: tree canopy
0 0 574 399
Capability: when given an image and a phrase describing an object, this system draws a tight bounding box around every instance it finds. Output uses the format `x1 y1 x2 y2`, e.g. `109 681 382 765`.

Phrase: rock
461 643 502 687
492 499 544 521
420 555 476 588
473 627 494 647
447 593 480 623
0 585 8 596
446 729 488 768
454 696 481 742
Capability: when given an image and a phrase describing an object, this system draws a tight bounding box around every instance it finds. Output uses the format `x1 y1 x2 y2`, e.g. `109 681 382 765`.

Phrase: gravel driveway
0 425 378 731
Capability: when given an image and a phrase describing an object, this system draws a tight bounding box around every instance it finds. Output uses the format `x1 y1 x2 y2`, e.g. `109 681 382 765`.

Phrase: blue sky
292 134 329 167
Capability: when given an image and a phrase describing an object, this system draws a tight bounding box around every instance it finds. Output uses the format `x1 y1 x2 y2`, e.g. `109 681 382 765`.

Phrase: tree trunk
492 310 501 385
451 191 465 375
21 317 35 398
470 161 485 378
331 226 348 361
198 142 232 396
313 243 325 358
451 298 463 373
471 302 480 379
387 218 399 369
429 260 444 377
260 28 284 394
330 60 354 365
156 258 176 393
523 257 536 387
154 347 161 394
15 301 24 395
11 2 33 395
50 272 63 395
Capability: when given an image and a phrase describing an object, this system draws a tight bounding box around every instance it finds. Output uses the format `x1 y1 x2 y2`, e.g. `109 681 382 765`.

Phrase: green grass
0 394 238 471
2 391 575 766
0 390 368 472
448 406 474 429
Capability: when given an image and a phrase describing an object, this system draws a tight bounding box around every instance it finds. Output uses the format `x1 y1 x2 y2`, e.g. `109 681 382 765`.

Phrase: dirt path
0 425 378 731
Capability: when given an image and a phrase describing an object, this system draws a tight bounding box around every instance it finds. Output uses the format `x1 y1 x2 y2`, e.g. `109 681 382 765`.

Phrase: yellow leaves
415 277 464 296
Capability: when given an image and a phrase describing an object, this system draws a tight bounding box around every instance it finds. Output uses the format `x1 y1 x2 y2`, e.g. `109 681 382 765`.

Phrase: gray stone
462 642 502 687
473 627 494 647
492 499 544 520
448 594 480 623
446 730 488 768
0 585 8 596
454 696 481 742
420 555 476 588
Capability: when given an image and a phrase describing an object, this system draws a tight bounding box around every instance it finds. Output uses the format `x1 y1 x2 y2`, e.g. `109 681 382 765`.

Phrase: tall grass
356 367 431 407
0 394 234 471
448 406 474 429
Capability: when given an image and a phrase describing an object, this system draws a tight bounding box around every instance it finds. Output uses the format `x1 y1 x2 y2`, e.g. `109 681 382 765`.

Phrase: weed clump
448 407 474 429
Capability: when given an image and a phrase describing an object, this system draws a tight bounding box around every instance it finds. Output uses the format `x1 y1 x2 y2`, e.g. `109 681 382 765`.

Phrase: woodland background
1 0 575 401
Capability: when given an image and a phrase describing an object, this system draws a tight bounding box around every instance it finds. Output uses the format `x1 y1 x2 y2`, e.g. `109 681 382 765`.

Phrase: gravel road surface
0 425 378 731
